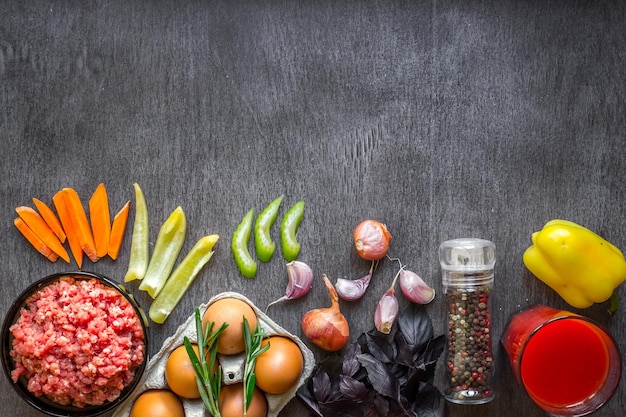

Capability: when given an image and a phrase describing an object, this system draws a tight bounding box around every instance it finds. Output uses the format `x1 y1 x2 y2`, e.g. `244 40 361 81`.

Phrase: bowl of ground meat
1 271 148 417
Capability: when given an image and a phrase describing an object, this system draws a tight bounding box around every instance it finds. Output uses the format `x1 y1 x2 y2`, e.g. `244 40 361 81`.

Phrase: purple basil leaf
357 353 400 400
362 329 396 364
394 330 417 368
372 392 391 416
422 335 445 362
411 335 446 382
340 375 370 401
410 382 445 417
296 385 323 417
397 303 434 351
320 399 367 417
312 366 333 402
342 341 362 377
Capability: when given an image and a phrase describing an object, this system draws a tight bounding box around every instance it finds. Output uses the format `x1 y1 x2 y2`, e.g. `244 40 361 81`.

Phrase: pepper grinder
439 238 496 404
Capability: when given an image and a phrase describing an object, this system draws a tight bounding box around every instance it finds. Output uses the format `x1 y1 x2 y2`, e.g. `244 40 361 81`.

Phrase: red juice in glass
502 305 621 416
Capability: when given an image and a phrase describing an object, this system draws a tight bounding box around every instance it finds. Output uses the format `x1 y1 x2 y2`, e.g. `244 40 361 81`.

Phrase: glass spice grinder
439 238 496 404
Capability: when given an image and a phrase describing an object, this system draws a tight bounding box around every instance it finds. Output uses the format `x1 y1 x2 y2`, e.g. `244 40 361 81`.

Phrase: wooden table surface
1 1 625 416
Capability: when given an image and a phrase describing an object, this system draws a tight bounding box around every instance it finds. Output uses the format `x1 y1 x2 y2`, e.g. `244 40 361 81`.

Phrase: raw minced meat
9 277 145 408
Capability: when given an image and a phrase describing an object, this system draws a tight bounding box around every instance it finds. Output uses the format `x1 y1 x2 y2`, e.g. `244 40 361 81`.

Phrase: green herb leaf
242 316 268 414
185 307 227 417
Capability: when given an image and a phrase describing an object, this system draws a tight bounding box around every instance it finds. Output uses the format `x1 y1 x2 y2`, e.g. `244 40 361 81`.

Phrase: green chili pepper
139 206 187 298
253 195 283 263
280 200 304 261
232 208 258 278
149 234 219 324
124 183 149 282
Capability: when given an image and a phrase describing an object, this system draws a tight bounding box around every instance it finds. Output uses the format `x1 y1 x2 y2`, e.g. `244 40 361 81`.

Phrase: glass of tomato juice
501 305 621 416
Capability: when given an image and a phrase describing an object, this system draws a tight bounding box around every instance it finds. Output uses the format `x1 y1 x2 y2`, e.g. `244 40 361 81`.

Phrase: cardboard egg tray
112 291 315 417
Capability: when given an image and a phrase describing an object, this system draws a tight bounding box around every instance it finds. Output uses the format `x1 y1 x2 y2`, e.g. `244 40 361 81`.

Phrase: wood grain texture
1 1 625 416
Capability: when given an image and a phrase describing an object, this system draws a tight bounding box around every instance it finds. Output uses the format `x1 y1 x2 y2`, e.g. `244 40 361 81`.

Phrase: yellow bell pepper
523 219 626 309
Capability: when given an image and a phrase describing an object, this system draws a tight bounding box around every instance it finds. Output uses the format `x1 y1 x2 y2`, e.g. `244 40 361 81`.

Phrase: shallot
335 261 376 301
301 274 350 352
266 261 313 312
353 219 392 261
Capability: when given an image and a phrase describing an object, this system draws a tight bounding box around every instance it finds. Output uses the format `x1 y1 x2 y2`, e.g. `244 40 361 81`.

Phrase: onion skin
301 274 350 352
353 220 392 261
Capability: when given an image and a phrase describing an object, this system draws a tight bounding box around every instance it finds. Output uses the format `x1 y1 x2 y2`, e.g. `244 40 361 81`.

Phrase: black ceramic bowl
1 271 148 417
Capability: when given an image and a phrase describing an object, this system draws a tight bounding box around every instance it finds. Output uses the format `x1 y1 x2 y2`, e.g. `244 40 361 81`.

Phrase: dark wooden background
1 1 625 416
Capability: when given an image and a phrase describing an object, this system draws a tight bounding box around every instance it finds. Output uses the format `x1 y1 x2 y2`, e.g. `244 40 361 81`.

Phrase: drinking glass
501 305 621 416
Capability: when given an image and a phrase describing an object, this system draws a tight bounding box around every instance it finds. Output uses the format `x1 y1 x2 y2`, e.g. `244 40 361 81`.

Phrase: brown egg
202 297 258 355
254 336 304 394
165 344 200 399
130 389 185 417
219 382 267 417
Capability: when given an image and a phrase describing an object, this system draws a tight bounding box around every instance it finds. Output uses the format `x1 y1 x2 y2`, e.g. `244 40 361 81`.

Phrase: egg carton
112 291 315 417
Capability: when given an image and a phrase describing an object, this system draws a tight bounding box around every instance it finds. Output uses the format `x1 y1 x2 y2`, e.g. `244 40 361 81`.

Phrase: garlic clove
374 286 399 334
266 260 313 312
285 260 314 298
335 260 377 301
399 268 435 304
336 273 371 301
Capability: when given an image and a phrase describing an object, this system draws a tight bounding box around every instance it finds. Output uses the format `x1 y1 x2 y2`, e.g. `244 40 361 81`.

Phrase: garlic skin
399 268 435 304
301 274 350 351
266 261 313 311
375 286 399 334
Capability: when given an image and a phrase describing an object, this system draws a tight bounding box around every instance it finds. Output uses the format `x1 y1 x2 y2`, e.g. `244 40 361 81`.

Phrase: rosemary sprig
242 316 269 416
184 307 228 417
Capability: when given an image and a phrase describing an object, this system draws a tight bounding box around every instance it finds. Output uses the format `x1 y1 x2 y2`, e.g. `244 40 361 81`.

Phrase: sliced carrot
89 183 111 259
53 190 84 268
32 198 66 243
15 206 70 263
14 217 59 262
108 200 130 260
62 187 99 263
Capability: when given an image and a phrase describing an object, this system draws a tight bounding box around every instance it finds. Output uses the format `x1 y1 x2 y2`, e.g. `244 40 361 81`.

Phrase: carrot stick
108 200 130 260
32 198 66 243
62 187 99 263
53 190 84 268
15 206 70 263
14 217 59 262
89 183 111 259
